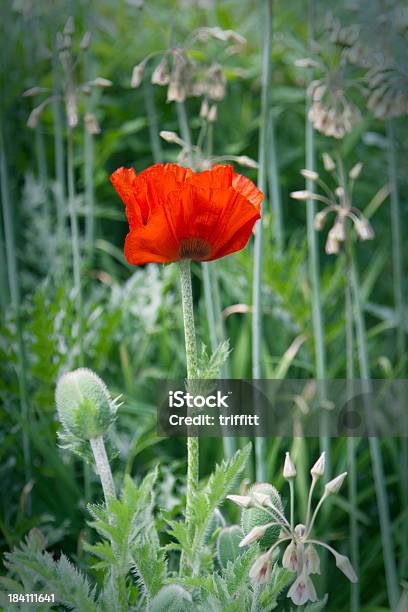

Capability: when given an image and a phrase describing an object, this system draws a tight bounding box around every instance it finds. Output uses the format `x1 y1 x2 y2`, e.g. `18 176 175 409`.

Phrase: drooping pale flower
249 551 272 584
334 552 358 582
110 164 262 265
287 572 318 606
282 542 298 572
305 544 321 575
239 524 269 547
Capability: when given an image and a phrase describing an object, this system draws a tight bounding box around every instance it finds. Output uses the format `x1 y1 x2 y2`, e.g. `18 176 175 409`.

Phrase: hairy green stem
178 259 199 525
0 122 32 500
253 0 273 481
349 243 399 609
90 435 116 501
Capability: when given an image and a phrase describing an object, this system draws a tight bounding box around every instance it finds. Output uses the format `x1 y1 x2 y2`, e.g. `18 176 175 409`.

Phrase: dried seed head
311 452 325 478
291 190 312 201
325 471 347 495
349 162 363 180
84 112 101 135
283 451 297 479
131 62 145 88
322 152 336 172
151 57 170 86
301 169 319 181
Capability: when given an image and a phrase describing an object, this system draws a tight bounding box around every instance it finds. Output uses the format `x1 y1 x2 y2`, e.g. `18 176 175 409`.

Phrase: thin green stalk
176 101 193 166
0 122 32 498
178 259 199 525
349 243 399 610
267 110 284 257
345 231 359 612
253 0 273 482
144 81 163 163
202 263 218 353
306 0 329 464
387 119 408 574
51 57 66 279
67 126 84 363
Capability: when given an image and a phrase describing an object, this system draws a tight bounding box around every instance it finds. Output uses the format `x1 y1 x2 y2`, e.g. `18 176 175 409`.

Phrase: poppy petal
232 172 264 208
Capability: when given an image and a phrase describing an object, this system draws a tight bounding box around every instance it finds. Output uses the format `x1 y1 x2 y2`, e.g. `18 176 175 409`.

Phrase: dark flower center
179 237 211 260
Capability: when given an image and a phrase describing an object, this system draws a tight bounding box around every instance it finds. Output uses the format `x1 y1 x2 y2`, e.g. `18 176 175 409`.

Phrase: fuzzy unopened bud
249 551 272 583
301 169 319 181
239 524 268 547
322 152 336 172
311 452 325 478
349 162 363 180
131 62 145 88
290 190 312 201
283 451 296 479
325 472 347 495
334 552 358 583
56 368 117 440
226 494 252 509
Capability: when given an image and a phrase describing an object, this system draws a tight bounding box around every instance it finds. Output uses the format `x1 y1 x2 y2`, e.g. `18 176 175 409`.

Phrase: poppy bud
56 368 117 440
325 472 347 495
283 451 296 479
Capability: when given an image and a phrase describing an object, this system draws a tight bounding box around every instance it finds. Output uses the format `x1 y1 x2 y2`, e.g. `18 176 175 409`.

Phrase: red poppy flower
110 163 263 265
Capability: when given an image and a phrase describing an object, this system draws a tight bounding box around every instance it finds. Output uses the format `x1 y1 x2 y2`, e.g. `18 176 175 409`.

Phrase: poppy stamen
179 237 211 260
